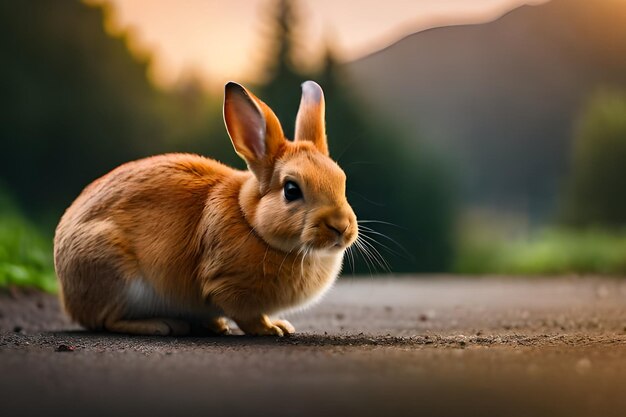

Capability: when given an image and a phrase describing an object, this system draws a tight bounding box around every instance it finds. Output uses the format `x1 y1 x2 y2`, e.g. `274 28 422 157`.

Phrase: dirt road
1 276 626 417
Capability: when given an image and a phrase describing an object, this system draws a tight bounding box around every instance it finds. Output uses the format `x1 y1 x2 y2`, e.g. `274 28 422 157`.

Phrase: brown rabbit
53 81 358 336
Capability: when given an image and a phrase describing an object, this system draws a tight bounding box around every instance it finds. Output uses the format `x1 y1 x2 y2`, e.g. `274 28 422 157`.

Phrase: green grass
0 192 57 292
454 228 626 275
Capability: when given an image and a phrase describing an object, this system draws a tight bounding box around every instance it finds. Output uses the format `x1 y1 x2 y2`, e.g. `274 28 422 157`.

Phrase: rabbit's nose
325 219 350 237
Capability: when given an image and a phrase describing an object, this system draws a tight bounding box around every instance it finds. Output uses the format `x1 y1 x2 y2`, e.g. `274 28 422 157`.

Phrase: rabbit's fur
54 81 357 336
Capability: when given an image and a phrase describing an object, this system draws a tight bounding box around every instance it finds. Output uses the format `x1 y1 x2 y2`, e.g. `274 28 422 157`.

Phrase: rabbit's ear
295 81 328 156
223 82 285 179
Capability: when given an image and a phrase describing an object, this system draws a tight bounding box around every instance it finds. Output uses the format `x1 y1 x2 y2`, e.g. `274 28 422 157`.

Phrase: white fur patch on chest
124 278 219 319
285 253 343 314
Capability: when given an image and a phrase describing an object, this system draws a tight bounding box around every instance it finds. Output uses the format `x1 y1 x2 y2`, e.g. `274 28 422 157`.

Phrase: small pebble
13 326 23 333
55 344 75 352
527 363 541 376
596 285 610 299
419 310 437 322
575 358 592 374
9 287 20 299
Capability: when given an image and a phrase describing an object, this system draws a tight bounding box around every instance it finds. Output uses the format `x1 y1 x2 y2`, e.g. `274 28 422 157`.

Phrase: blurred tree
0 1 172 223
160 74 233 167
562 90 626 227
0 1 230 224
257 0 306 135
258 0 457 272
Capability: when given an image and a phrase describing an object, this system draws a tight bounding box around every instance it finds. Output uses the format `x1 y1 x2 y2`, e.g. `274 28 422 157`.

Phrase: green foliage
458 89 626 276
0 189 57 292
0 1 162 221
455 228 626 275
562 89 626 227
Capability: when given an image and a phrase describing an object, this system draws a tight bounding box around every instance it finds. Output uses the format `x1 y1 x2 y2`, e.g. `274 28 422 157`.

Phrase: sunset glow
90 0 548 90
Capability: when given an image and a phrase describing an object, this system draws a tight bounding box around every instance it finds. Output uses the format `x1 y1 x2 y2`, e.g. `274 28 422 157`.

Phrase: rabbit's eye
284 181 302 202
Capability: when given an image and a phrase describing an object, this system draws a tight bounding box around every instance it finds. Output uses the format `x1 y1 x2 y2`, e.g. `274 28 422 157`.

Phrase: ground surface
1 276 626 417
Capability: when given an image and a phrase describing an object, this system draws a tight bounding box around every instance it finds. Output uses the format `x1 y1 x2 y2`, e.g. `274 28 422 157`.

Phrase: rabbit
53 80 358 337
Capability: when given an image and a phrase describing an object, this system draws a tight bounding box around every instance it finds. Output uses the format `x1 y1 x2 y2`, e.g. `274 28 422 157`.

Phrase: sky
92 0 548 90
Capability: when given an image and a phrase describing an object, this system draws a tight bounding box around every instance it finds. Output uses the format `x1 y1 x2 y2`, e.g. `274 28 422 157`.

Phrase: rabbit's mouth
322 240 353 252
302 239 345 253
312 231 358 252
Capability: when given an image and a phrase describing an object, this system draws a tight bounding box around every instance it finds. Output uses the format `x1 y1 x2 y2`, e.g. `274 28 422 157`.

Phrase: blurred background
1 0 625 292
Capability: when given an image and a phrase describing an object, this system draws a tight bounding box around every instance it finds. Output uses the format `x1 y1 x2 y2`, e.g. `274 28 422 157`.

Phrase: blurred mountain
346 0 626 222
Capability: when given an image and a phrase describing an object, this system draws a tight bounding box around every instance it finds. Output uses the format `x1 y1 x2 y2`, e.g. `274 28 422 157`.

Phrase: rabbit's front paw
272 319 295 335
235 315 295 337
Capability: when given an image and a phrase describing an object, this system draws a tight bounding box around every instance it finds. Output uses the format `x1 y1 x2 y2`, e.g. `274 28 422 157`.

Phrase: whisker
359 237 391 273
277 248 293 277
244 226 258 242
343 246 354 275
360 241 387 274
348 190 386 207
358 226 413 260
354 239 374 276
300 245 310 277
359 231 404 259
357 219 408 230
358 235 389 270
347 246 356 275
358 237 386 274
345 161 382 168
334 136 358 164
291 245 305 275
262 244 270 279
